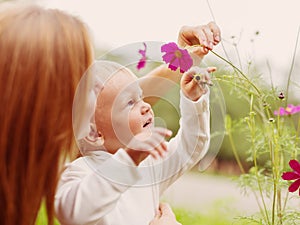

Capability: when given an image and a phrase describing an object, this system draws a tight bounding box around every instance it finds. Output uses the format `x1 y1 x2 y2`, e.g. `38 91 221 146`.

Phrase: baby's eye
127 99 135 106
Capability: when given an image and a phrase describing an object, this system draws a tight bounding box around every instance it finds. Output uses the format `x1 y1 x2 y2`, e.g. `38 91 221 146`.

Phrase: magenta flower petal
288 179 300 193
162 52 176 64
282 159 300 195
179 53 193 72
285 104 294 114
289 159 300 173
282 171 300 180
169 57 180 69
137 60 146 70
161 42 178 52
161 42 193 73
280 108 286 115
274 107 285 116
168 64 178 71
137 42 147 70
292 105 300 114
274 104 300 116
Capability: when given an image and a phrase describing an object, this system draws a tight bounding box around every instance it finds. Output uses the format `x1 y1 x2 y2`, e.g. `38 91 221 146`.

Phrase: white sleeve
55 149 141 225
158 90 210 194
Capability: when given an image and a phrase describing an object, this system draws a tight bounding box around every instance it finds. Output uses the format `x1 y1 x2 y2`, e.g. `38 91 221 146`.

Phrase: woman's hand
178 21 221 59
149 203 182 225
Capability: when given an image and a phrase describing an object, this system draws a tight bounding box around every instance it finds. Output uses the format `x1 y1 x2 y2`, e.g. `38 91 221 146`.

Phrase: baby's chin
142 124 154 133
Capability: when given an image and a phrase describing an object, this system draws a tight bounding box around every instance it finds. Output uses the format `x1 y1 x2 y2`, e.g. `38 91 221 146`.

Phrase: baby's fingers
151 127 172 138
148 142 168 159
206 66 216 73
193 67 216 86
154 141 168 157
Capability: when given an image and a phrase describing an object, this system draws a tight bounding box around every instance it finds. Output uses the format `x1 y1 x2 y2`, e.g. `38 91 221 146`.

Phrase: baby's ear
78 123 104 152
93 81 103 96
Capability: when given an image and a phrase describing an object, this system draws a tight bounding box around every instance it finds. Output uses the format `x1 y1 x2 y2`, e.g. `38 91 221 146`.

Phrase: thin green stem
214 77 258 97
270 119 279 225
187 44 261 95
248 97 270 225
253 153 271 225
282 190 289 212
266 60 275 91
234 44 243 71
206 0 232 62
296 117 300 158
277 188 283 225
228 131 245 174
209 49 261 95
285 26 300 106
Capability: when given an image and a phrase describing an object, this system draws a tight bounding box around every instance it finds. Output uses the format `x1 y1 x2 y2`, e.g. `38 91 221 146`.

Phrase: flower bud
278 92 285 100
269 118 275 123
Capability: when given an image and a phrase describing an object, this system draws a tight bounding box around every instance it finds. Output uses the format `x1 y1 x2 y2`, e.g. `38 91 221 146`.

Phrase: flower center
174 50 182 58
286 107 292 113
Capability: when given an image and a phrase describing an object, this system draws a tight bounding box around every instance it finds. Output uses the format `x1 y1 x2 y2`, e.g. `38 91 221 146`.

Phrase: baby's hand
180 66 216 101
125 127 172 166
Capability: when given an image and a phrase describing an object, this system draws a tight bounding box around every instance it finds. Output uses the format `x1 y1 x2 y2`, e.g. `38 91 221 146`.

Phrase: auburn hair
0 4 93 225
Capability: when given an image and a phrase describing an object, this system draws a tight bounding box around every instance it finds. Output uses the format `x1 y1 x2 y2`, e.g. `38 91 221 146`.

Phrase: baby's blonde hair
73 60 127 151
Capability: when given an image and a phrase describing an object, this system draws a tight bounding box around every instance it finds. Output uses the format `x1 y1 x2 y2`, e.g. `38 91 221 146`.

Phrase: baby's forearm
141 65 182 105
158 91 210 194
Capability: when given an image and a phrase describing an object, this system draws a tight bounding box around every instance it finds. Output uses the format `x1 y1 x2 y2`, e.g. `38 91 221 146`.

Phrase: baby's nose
141 101 151 115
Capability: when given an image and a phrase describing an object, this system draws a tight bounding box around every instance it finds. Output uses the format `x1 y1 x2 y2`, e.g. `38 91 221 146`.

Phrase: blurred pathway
162 172 299 217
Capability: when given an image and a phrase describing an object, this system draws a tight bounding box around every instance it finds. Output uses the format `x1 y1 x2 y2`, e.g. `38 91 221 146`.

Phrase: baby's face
95 69 154 153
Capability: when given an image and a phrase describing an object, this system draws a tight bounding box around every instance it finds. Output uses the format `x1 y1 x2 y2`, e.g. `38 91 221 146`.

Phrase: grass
174 207 258 225
35 205 256 225
35 205 238 225
35 203 60 225
174 207 232 225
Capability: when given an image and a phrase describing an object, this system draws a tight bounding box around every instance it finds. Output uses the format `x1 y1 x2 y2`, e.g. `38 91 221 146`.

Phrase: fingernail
215 36 220 42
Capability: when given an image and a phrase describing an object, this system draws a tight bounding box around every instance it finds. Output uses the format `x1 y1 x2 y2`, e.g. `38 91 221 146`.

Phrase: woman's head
0 4 93 224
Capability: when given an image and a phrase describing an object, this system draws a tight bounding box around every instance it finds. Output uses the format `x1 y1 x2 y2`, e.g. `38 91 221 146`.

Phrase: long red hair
0 4 93 224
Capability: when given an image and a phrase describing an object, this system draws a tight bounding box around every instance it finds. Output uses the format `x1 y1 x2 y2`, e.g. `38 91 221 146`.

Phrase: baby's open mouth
143 118 152 128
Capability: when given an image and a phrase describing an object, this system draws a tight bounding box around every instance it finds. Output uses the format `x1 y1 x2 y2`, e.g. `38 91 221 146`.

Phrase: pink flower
137 42 147 70
282 159 300 195
274 104 300 116
161 42 193 73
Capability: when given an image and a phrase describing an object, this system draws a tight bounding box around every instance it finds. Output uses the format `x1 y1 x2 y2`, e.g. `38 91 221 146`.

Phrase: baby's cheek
128 115 142 135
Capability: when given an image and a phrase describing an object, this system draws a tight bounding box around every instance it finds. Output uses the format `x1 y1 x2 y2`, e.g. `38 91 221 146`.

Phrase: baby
55 60 214 225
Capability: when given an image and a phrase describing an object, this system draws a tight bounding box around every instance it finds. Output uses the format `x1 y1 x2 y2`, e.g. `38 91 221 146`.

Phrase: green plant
206 28 300 225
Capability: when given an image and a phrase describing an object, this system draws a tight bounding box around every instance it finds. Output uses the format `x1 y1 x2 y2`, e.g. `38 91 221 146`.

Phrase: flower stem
277 189 283 225
208 49 261 95
248 94 270 225
187 44 261 95
228 130 245 174
296 116 300 158
285 26 300 106
213 77 258 97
